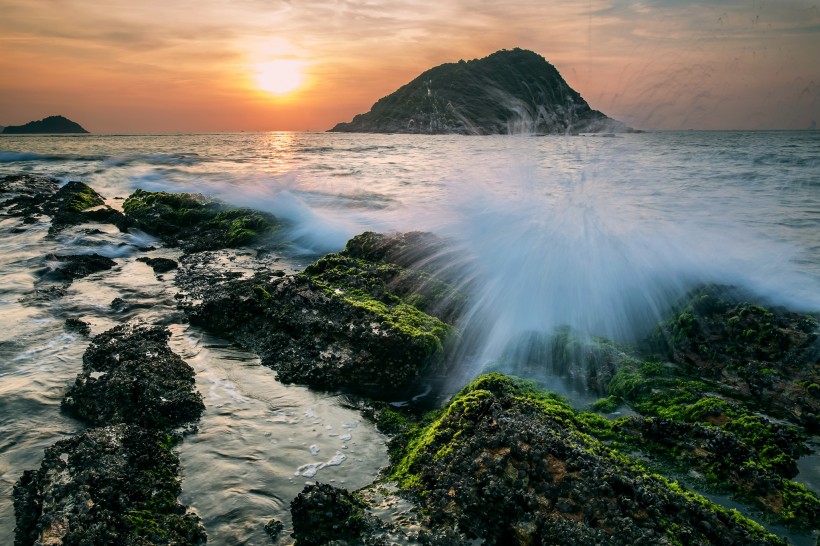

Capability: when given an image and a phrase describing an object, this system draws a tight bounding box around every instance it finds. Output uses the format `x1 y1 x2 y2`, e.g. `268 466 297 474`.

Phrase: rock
0 174 60 220
330 48 628 135
388 373 788 545
62 323 204 429
64 317 91 337
137 256 179 273
13 424 205 545
19 285 68 304
0 176 125 231
122 189 279 252
595 354 819 530
176 232 456 396
2 115 89 134
264 519 284 542
43 252 116 281
650 284 820 431
290 483 378 545
43 181 104 228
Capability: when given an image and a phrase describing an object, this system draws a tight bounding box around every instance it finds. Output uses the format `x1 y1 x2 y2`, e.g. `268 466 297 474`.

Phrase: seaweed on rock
176 232 458 395
386 373 788 545
14 323 206 545
13 425 206 545
122 189 279 251
649 284 820 431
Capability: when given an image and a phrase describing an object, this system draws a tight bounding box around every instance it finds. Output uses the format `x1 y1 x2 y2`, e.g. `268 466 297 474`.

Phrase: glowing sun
252 60 306 96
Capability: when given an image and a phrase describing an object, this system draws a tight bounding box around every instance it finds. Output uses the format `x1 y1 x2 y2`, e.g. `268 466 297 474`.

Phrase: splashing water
391 137 820 384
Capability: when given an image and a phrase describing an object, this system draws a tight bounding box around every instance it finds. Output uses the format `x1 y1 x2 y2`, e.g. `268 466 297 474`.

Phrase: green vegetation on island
331 48 627 135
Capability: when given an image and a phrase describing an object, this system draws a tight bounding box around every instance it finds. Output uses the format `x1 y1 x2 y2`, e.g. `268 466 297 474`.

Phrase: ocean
1 130 819 544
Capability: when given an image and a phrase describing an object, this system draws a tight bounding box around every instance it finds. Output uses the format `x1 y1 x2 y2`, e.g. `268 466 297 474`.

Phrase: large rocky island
330 48 626 135
2 115 89 134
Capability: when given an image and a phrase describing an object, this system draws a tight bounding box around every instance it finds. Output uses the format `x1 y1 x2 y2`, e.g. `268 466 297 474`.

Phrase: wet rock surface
122 189 279 252
42 252 117 282
13 424 206 546
64 317 91 337
14 322 206 545
0 175 125 232
62 324 204 429
381 374 788 546
0 174 60 223
290 483 381 545
651 285 820 430
176 232 455 396
137 256 179 273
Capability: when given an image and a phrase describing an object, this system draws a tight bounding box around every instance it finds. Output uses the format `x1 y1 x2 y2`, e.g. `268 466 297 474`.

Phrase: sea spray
406 141 820 387
122 136 820 388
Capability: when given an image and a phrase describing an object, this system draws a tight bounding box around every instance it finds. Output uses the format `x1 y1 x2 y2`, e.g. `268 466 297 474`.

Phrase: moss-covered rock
650 285 820 430
0 176 125 231
122 189 278 251
62 324 204 429
176 232 458 396
13 424 205 545
290 483 379 545
586 349 818 530
387 373 788 545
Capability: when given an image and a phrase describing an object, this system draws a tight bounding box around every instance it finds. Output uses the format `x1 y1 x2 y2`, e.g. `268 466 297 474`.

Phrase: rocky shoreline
2 173 819 545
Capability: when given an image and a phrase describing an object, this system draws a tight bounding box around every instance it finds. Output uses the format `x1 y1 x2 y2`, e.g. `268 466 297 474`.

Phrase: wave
0 151 104 163
103 153 204 168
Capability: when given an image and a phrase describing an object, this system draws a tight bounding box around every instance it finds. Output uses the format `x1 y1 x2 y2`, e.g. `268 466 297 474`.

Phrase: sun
252 59 306 96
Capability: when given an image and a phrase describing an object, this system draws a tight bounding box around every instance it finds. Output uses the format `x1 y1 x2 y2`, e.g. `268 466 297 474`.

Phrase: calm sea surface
1 131 819 544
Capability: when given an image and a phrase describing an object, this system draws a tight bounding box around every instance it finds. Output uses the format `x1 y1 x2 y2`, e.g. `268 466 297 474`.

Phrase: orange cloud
1 0 817 132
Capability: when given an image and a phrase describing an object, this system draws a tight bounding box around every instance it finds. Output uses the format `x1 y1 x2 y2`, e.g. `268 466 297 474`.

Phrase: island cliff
2 115 89 134
330 48 626 135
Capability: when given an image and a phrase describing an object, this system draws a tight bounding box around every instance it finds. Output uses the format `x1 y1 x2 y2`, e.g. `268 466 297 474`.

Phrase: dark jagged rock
13 424 205 545
122 189 279 252
62 323 204 429
137 256 179 274
2 115 89 134
331 48 626 135
290 483 379 545
0 174 60 221
263 519 285 542
19 286 67 304
0 176 125 231
64 317 91 337
388 374 787 545
43 252 116 281
176 232 455 395
650 284 820 431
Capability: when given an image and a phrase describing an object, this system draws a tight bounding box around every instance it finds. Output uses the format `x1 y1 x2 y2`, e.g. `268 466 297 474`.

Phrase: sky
0 0 818 132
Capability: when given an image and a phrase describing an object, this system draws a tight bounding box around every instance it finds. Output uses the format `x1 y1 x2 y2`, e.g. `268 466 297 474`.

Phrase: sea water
1 131 819 544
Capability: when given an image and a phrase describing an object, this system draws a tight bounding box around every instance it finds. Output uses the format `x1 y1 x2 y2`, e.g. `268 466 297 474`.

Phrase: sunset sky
1 0 818 133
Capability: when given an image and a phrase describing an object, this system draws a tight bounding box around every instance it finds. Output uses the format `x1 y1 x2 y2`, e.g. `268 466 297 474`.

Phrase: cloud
0 0 817 130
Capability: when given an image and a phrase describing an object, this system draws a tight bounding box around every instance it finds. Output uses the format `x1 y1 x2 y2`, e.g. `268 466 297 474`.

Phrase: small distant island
2 115 89 134
331 48 629 135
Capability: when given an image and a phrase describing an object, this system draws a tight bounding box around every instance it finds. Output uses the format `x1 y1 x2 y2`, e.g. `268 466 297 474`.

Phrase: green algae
587 352 819 530
386 373 787 544
303 249 453 357
122 189 278 249
64 182 105 212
